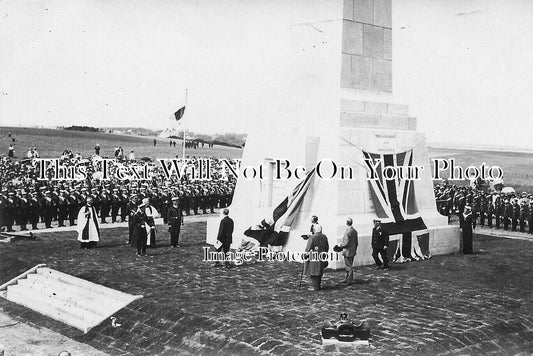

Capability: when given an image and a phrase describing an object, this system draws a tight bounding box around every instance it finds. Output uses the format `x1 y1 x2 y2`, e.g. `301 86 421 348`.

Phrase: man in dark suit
335 218 358 284
371 220 389 270
214 208 234 268
461 206 474 254
304 225 329 291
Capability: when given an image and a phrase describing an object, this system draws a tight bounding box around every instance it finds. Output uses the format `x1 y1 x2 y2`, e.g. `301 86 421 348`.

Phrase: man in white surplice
141 197 159 246
76 196 100 249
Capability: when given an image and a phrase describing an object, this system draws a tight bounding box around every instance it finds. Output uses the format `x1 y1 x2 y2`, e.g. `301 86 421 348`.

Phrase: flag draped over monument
362 150 427 235
244 167 316 246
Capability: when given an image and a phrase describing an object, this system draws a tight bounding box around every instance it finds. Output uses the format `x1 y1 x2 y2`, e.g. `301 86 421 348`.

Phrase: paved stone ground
0 312 109 356
1 221 533 355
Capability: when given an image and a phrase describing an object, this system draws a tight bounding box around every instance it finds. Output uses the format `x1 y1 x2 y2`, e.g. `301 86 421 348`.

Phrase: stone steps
2 266 142 333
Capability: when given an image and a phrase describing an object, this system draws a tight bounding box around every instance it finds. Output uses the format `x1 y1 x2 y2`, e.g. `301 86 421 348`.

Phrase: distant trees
63 126 100 132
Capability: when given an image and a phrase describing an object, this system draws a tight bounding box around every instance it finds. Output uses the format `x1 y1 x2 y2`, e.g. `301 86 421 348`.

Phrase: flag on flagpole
244 167 316 246
362 150 427 235
174 106 185 121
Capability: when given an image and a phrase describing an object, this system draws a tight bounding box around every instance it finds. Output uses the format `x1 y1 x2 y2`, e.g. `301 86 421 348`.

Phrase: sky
1 0 533 148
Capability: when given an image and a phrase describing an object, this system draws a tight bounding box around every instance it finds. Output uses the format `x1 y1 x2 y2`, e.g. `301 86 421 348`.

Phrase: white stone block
343 0 354 20
341 54 352 87
371 58 392 92
342 20 363 55
384 28 392 60
354 0 373 24
351 55 372 89
363 24 383 58
364 101 388 114
373 0 392 28
387 103 408 115
341 99 365 112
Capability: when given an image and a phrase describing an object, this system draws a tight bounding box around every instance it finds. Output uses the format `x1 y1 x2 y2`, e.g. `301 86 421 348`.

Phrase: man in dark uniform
51 188 60 222
214 208 234 268
479 193 487 227
42 191 54 228
0 189 7 231
503 200 512 231
512 199 520 232
209 185 218 213
519 199 529 233
371 220 389 270
127 194 139 244
182 188 191 216
57 190 69 227
5 191 17 232
27 192 40 230
100 187 111 224
67 190 78 226
528 200 533 234
472 193 480 227
167 196 183 248
191 186 199 215
120 188 129 222
110 188 121 223
160 190 171 224
495 196 503 229
131 203 148 256
486 195 494 228
18 190 29 231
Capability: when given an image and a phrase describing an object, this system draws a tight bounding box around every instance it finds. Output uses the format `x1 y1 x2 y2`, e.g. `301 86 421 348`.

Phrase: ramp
0 265 142 333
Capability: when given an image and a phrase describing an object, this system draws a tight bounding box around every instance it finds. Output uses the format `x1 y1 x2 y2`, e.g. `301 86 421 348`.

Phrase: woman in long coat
461 206 474 254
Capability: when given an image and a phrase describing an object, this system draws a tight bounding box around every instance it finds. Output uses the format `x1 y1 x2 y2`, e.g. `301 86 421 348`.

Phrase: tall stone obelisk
207 0 460 267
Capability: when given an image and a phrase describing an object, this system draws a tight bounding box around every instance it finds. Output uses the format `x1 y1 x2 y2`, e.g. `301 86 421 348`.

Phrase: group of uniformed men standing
0 181 234 232
435 184 533 233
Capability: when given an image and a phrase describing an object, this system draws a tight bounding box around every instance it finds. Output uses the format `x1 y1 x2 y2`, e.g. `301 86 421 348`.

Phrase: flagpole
183 89 188 159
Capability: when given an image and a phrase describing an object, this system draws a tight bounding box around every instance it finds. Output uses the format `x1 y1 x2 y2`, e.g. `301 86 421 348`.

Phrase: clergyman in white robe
142 198 159 246
76 198 100 249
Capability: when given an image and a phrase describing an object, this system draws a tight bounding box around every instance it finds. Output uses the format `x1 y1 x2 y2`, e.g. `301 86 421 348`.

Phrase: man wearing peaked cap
119 188 129 222
127 194 139 244
110 188 121 223
5 191 16 232
503 199 512 231
167 196 183 248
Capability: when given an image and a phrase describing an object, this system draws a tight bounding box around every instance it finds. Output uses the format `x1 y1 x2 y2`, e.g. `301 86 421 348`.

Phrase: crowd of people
0 144 236 233
434 182 533 233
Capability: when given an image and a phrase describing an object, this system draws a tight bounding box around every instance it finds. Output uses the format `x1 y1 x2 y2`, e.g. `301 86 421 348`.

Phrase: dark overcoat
217 216 234 247
304 232 329 276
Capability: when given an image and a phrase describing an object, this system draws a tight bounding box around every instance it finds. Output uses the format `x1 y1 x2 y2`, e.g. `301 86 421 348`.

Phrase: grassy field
428 147 533 192
1 125 531 191
0 126 243 160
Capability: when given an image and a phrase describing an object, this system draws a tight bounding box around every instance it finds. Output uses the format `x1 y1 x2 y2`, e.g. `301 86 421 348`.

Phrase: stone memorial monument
207 0 460 267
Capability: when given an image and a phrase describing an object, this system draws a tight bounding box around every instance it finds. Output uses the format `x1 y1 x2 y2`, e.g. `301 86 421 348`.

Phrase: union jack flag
244 167 316 246
362 150 427 235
